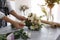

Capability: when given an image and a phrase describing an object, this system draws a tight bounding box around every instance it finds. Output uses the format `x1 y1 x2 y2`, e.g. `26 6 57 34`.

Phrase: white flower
30 26 35 30
35 25 39 28
27 13 42 30
28 32 31 37
25 31 31 38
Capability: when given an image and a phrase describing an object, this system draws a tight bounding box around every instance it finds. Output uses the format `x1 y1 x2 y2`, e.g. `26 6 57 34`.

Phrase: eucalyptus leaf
41 7 47 16
40 15 45 19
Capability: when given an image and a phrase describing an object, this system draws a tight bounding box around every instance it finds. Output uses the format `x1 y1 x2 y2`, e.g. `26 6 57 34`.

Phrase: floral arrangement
38 0 60 21
38 3 54 21
25 13 43 31
45 0 60 8
43 0 60 21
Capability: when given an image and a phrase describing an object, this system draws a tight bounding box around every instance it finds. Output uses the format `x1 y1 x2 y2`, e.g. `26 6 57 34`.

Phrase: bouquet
25 13 42 31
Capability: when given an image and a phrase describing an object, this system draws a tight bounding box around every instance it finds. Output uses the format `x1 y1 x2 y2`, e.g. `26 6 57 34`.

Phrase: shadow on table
56 35 60 40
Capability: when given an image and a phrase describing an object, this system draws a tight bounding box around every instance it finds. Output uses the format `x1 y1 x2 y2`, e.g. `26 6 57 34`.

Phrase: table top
0 24 60 40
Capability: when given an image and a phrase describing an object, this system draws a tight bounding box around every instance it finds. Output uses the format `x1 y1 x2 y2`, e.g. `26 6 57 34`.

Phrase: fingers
12 21 25 29
19 21 25 26
20 16 27 21
15 23 23 29
16 23 25 29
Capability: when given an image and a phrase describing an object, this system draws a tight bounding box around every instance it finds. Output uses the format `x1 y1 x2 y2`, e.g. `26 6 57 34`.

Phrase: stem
23 11 25 16
41 20 60 27
50 8 54 21
50 8 52 20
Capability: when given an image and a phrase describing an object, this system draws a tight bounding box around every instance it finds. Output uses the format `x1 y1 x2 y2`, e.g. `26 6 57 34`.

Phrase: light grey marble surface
0 25 60 40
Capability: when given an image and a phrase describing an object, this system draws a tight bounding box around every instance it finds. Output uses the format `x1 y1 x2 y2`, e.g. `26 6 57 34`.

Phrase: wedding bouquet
25 13 42 31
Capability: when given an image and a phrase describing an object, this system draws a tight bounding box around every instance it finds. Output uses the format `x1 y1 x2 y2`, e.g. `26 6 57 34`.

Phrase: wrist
10 20 15 25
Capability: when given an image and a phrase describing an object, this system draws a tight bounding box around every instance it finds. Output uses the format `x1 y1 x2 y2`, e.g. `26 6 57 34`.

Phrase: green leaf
41 7 47 16
41 6 49 21
40 15 45 18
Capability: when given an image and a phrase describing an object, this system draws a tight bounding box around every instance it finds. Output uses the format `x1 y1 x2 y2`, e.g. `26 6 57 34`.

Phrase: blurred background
8 0 60 23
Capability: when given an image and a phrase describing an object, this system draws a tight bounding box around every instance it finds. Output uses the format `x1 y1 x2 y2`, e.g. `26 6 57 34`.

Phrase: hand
20 16 27 21
12 21 25 29
17 15 27 21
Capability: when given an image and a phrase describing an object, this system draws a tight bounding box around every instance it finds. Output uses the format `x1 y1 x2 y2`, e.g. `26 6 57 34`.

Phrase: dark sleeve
4 7 10 15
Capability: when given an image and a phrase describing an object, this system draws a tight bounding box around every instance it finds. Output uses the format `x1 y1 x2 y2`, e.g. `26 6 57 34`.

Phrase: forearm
10 10 27 20
2 16 15 24
6 0 26 20
10 10 19 19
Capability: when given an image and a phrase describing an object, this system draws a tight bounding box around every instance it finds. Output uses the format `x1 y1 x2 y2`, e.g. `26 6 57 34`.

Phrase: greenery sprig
0 29 29 40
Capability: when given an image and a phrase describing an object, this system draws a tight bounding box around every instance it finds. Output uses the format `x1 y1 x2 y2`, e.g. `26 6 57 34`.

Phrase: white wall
56 4 60 23
8 0 31 21
9 0 60 23
14 0 31 21
15 0 31 15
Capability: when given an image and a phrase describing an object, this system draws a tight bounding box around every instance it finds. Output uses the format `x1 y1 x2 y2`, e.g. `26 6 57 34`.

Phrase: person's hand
12 21 25 29
16 15 27 21
19 16 27 21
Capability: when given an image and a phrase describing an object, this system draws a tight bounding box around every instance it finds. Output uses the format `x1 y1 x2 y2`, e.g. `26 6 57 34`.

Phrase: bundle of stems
41 20 60 27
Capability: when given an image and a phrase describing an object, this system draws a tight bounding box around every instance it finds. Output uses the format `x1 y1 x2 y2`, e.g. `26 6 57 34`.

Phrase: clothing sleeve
6 0 15 12
0 11 5 19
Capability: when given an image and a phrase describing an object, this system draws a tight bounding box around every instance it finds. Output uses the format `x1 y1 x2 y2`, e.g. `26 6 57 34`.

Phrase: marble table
0 24 60 40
